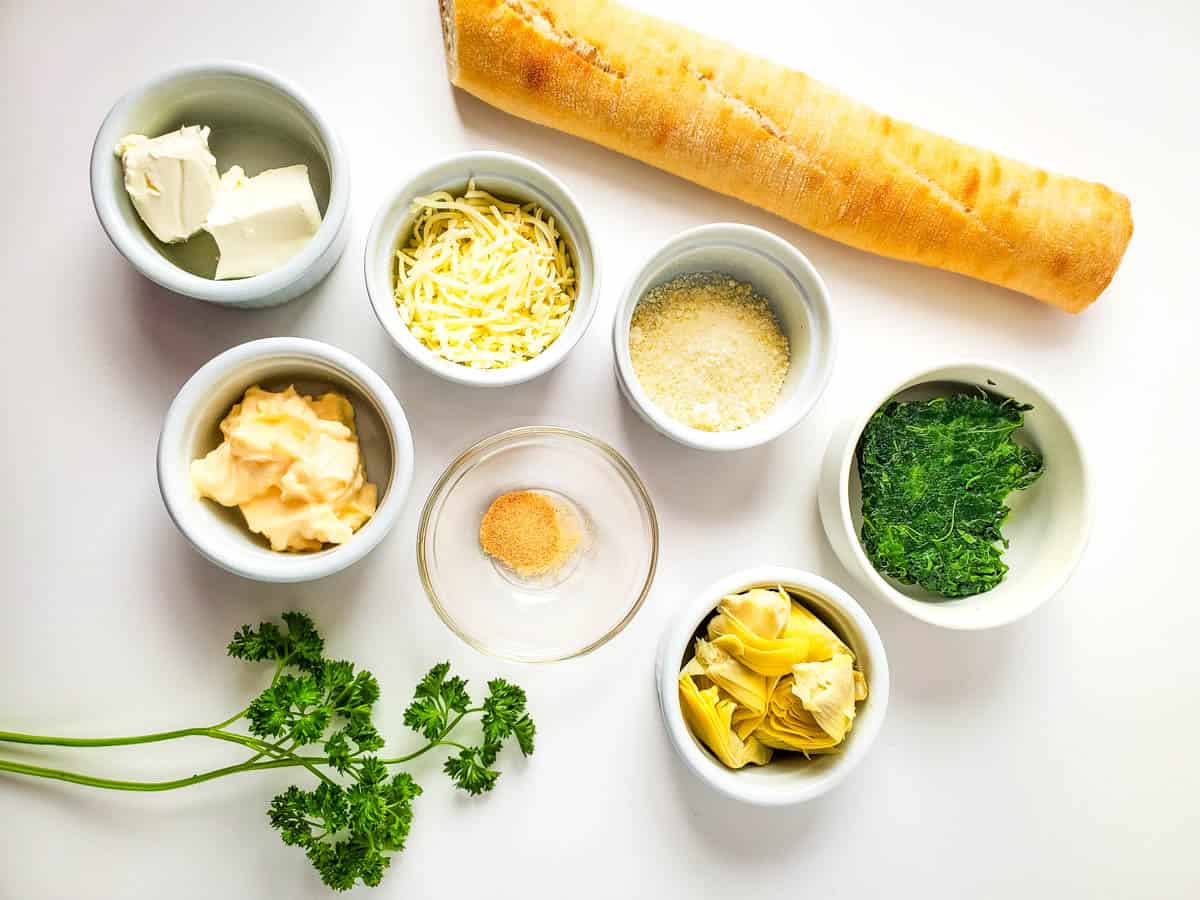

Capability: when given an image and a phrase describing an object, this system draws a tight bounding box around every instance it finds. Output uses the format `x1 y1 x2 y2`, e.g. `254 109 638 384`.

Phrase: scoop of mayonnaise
190 386 377 552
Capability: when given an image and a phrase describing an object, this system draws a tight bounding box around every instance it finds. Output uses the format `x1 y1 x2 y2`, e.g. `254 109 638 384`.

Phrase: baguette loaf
439 0 1132 312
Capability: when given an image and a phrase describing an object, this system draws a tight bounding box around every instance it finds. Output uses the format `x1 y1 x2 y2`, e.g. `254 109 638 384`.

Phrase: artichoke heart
753 676 843 753
681 656 712 690
789 652 863 743
694 638 770 714
707 607 845 675
730 704 766 742
678 670 773 768
677 587 871 769
784 598 852 655
717 587 790 638
686 650 778 741
707 632 812 678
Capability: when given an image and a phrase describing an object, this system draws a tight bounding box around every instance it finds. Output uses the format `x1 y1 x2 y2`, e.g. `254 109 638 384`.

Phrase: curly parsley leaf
402 697 446 741
280 611 325 672
227 621 285 663
443 746 500 796
512 714 536 757
246 673 327 744
481 679 527 746
269 769 421 892
227 612 325 670
403 661 472 741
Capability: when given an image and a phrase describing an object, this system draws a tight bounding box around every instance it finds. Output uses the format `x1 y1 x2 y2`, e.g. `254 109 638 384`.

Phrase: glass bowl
418 426 658 662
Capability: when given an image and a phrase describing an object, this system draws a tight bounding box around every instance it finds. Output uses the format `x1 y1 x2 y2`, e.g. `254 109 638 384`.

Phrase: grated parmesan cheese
628 273 790 431
393 181 577 369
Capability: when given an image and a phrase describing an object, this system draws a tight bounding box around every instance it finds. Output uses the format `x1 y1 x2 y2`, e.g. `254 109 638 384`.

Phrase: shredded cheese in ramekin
393 181 577 369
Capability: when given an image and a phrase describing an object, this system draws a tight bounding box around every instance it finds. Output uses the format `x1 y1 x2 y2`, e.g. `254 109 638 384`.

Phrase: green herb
857 393 1044 598
0 612 534 892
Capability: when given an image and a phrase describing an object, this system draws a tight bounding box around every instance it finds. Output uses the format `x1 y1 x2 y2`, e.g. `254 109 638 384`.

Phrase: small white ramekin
364 150 598 387
818 360 1092 630
656 567 889 806
613 223 836 451
157 338 414 582
91 60 350 308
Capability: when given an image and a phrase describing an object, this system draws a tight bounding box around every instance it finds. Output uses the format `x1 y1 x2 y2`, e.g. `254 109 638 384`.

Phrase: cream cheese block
204 165 322 279
114 125 219 244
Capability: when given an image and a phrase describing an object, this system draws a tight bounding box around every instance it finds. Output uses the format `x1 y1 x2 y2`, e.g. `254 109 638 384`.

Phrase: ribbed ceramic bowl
91 60 350 307
656 567 889 806
817 361 1091 630
158 338 413 582
613 223 835 451
365 151 598 387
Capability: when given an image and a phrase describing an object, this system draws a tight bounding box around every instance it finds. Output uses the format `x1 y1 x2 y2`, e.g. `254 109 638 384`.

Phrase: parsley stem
0 703 485 783
0 753 383 792
0 727 276 756
0 727 223 748
205 730 337 788
0 756 304 792
241 735 295 768
377 708 477 765
210 708 250 730
0 728 336 788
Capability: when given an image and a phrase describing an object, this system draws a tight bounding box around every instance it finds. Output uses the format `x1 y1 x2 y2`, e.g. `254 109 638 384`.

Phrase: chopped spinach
856 393 1044 599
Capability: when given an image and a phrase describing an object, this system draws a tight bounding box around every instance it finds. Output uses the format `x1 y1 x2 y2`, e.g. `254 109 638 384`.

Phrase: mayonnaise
190 386 377 552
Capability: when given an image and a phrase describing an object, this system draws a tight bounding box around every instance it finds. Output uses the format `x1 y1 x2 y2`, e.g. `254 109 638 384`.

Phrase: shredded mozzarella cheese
394 181 577 369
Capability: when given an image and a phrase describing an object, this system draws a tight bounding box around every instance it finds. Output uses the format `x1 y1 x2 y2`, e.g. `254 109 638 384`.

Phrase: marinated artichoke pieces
677 587 869 769
679 670 774 769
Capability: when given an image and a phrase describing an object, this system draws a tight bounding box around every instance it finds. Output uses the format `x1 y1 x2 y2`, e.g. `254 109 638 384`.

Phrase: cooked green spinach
856 393 1044 598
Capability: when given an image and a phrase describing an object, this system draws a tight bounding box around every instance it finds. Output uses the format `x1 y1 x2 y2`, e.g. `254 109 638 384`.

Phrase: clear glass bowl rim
416 425 660 662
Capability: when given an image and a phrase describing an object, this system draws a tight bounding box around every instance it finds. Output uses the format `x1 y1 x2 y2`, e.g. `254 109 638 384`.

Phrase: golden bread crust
441 0 1132 311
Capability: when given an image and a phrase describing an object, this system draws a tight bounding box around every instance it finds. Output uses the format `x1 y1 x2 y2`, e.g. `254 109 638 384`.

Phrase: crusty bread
439 0 1132 312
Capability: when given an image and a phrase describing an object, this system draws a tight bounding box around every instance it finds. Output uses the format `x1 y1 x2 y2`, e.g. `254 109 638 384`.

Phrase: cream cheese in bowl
114 126 323 280
92 61 349 307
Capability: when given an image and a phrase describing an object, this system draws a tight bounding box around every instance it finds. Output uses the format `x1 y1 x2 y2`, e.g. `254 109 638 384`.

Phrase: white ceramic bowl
613 223 835 451
818 361 1091 630
91 60 350 308
364 150 598 387
157 338 414 582
656 567 889 806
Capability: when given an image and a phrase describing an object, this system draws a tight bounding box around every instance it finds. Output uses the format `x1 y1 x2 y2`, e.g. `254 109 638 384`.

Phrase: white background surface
1 0 1197 897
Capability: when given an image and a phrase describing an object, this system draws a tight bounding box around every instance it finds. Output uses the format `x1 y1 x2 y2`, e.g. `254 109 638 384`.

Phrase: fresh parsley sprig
0 613 535 892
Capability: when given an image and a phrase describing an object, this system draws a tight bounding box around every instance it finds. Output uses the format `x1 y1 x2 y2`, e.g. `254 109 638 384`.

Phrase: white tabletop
1 1 1196 897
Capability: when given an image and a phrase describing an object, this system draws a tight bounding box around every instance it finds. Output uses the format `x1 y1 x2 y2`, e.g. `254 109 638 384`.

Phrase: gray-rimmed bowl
656 566 889 805
365 150 598 387
157 338 413 582
91 60 350 308
613 223 835 451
